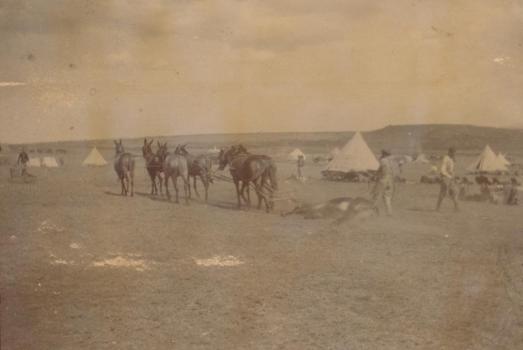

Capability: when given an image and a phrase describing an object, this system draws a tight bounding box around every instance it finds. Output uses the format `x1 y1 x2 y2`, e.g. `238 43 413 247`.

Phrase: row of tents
25 147 108 167
322 132 513 176
25 140 516 173
26 156 61 168
29 146 220 167
467 144 511 173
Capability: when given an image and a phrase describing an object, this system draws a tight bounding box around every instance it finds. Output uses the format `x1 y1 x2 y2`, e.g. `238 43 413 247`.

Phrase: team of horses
114 138 278 212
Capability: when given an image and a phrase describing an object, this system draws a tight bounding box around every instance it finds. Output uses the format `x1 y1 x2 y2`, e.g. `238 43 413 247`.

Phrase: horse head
174 144 189 156
157 142 168 162
179 144 189 156
142 138 154 157
237 144 248 154
218 147 231 170
114 139 125 155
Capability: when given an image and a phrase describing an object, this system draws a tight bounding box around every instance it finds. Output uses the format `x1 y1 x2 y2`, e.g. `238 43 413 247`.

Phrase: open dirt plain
2 147 523 349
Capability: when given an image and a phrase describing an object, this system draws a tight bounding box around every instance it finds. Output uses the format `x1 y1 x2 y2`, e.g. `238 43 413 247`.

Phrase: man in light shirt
436 147 460 212
373 150 394 216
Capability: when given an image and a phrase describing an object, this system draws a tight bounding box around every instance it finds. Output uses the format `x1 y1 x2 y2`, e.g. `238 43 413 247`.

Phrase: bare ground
1 161 523 349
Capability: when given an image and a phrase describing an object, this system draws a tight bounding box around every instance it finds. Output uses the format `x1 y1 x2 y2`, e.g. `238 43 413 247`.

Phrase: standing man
297 155 305 179
17 147 29 176
373 150 394 216
436 147 460 212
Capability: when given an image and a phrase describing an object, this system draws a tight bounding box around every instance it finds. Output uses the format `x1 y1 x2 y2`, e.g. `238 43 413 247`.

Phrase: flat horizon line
4 122 523 146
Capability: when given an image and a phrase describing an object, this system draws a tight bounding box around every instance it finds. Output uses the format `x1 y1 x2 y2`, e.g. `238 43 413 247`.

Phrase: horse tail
128 155 135 173
268 160 278 190
206 158 214 183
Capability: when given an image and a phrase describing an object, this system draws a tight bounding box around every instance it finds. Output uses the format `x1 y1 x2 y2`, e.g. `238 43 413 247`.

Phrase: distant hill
365 124 523 155
6 124 523 157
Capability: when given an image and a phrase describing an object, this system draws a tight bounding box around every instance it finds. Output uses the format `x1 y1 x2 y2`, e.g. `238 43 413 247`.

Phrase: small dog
281 197 379 224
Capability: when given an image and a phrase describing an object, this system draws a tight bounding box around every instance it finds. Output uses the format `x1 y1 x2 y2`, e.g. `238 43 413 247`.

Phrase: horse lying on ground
281 197 379 224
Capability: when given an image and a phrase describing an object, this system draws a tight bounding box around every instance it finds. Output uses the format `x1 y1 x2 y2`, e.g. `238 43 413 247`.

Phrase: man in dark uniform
17 147 29 176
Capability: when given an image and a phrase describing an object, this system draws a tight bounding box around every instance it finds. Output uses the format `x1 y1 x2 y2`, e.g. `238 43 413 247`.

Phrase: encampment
42 156 59 168
414 154 429 163
288 148 306 161
329 147 340 159
82 147 108 166
28 158 41 167
208 146 220 154
468 145 508 173
323 132 379 180
497 153 511 167
390 154 413 165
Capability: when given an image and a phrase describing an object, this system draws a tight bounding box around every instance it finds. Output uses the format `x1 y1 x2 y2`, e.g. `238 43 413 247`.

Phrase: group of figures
113 139 278 212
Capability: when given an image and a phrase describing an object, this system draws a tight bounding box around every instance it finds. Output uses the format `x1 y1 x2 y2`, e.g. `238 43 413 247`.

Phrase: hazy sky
1 0 522 143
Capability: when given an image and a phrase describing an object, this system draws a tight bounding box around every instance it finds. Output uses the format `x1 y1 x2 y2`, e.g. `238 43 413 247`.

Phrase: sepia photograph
1 1 523 349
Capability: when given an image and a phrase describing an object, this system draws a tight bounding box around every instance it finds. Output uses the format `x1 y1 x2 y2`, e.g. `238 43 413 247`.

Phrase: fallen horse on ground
281 197 379 224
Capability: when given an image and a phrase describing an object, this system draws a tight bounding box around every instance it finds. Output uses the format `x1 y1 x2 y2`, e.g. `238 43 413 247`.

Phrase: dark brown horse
113 139 135 196
157 143 190 204
218 145 278 212
174 144 213 202
142 138 163 195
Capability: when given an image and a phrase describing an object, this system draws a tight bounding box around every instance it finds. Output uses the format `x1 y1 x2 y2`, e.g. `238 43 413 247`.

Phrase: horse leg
193 175 201 198
158 173 163 196
151 173 157 195
201 174 209 202
254 180 263 210
172 175 179 204
234 179 242 209
261 174 272 212
184 175 190 205
187 175 192 199
130 170 134 197
120 175 125 195
149 171 154 195
164 175 171 201
125 172 131 196
240 182 250 207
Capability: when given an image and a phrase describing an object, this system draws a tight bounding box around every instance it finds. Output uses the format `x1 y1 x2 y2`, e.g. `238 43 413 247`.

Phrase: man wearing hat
373 149 394 216
436 147 460 211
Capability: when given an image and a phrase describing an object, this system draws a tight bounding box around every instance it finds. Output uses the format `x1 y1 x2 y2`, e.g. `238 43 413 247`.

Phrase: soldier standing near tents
372 150 394 216
297 155 305 178
17 147 29 176
436 147 460 212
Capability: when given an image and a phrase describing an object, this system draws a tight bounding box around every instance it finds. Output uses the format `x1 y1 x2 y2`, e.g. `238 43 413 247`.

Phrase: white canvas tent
324 132 379 172
42 156 59 168
390 154 413 165
28 157 41 167
82 147 108 166
497 153 511 167
329 147 340 158
208 146 220 154
414 153 429 163
288 148 306 161
468 145 507 173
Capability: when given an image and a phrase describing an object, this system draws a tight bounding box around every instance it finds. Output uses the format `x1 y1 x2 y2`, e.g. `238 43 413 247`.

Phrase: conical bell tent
82 147 108 166
324 132 379 173
468 145 507 173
